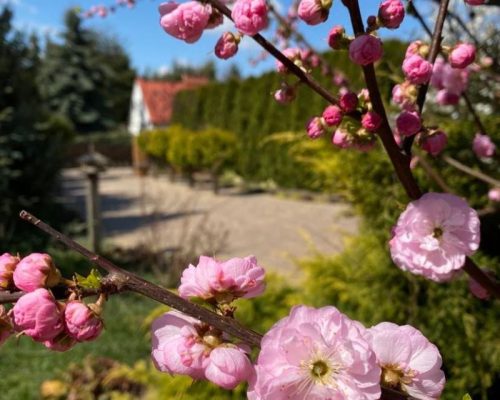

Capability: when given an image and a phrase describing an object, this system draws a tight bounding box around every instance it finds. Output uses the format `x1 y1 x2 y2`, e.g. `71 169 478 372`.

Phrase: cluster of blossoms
152 255 446 399
0 253 104 351
81 0 136 19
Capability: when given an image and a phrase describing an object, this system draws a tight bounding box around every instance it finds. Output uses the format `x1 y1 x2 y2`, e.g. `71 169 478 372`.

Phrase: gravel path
61 167 358 279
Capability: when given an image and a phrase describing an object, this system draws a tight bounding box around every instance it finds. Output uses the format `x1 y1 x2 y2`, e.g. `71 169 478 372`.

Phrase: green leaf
462 395 472 400
75 269 102 289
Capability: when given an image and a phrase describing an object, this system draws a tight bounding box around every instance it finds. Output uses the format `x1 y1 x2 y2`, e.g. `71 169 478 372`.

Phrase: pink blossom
205 346 255 389
13 253 61 292
64 301 103 342
297 0 331 26
392 82 417 109
0 253 19 289
488 188 500 202
472 133 496 158
366 322 445 399
339 91 359 112
327 25 346 50
435 90 460 105
0 305 13 346
332 127 351 149
12 288 65 341
349 34 383 66
274 83 296 104
248 305 381 400
231 0 268 36
390 193 480 282
420 130 447 156
378 0 405 29
362 111 382 132
179 255 265 302
333 128 377 152
442 64 469 94
396 110 421 136
449 43 476 69
405 41 429 58
159 1 210 43
306 116 326 139
152 311 253 388
276 47 302 73
465 0 484 4
215 32 239 60
402 55 433 85
430 57 446 89
322 105 343 126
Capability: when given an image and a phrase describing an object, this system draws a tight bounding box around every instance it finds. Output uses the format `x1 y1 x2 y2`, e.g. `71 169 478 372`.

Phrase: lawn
0 292 157 399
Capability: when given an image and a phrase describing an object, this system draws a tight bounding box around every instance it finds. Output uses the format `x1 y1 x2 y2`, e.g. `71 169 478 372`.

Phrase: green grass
0 293 157 399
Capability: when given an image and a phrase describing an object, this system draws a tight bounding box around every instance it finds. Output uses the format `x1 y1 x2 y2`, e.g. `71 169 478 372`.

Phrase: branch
18 210 262 347
0 286 108 305
442 155 500 186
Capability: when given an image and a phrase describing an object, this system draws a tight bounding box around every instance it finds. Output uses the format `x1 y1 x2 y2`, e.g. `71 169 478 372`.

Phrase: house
128 75 209 172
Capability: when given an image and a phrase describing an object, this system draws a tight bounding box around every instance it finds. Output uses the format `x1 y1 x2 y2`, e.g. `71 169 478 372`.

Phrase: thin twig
442 156 500 186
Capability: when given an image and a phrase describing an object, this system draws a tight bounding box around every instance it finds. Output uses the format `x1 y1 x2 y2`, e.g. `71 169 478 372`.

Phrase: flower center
432 226 444 238
311 360 329 378
381 364 414 389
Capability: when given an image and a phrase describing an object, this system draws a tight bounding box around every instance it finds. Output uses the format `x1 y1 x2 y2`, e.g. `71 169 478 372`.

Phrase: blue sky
2 0 434 77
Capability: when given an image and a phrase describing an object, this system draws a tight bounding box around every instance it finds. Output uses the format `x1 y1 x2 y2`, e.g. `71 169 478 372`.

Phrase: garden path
61 167 358 280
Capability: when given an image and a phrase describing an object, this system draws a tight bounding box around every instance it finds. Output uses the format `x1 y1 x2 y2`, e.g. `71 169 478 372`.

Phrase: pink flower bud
339 91 358 112
402 54 433 84
231 0 268 36
405 40 429 58
449 43 476 69
159 1 210 43
273 83 296 104
361 111 382 132
297 0 331 26
205 346 254 389
392 81 417 109
473 133 496 158
465 0 484 5
327 25 346 50
215 32 239 60
332 127 351 149
0 305 13 346
396 110 421 136
44 333 77 352
0 253 19 289
12 288 64 341
349 34 383 66
420 130 447 156
13 253 61 292
469 270 496 300
488 188 500 202
306 116 326 139
436 89 460 105
378 0 405 29
64 301 104 342
322 105 343 126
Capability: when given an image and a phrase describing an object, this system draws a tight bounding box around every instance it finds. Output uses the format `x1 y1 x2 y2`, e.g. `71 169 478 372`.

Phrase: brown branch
442 155 500 186
0 286 107 305
19 210 263 347
415 154 455 193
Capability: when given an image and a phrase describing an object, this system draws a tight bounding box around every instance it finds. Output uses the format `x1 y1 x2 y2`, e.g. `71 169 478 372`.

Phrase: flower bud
473 133 496 158
405 40 430 58
306 116 326 139
339 91 358 112
488 188 500 203
396 110 421 136
322 105 343 126
361 111 382 132
465 0 484 5
402 54 433 84
436 89 460 105
469 270 496 300
231 0 268 36
448 43 476 69
159 1 210 43
298 0 331 26
12 288 65 341
327 25 348 50
13 253 61 292
44 332 77 352
0 253 20 289
276 48 303 74
0 305 13 346
378 0 405 29
64 301 104 342
392 81 417 108
349 34 383 66
205 346 254 389
273 83 296 104
215 32 239 60
420 130 447 156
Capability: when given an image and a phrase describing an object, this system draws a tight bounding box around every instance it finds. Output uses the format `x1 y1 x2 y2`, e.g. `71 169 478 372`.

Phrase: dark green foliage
38 9 134 134
0 7 73 249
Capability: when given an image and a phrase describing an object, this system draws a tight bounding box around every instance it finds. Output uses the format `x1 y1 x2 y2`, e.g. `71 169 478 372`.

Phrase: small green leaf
75 269 102 289
462 394 472 400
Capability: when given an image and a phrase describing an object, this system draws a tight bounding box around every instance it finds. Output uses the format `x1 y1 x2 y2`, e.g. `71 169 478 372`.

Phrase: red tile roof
137 76 209 126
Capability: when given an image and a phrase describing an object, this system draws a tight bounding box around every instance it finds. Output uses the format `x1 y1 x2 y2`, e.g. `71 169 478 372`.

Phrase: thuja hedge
171 40 407 178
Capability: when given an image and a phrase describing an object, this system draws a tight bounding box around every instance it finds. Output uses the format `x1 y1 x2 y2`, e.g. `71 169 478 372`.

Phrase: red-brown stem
19 210 262 347
442 156 500 187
